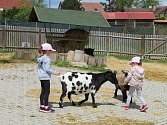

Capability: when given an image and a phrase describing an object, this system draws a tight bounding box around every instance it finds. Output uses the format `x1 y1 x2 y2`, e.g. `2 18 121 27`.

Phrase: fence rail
0 25 167 59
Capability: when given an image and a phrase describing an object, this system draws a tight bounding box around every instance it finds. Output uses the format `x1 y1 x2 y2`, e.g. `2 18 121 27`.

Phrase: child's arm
44 58 56 75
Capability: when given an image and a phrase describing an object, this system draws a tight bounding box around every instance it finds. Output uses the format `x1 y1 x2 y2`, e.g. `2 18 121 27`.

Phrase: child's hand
55 72 61 76
123 82 127 85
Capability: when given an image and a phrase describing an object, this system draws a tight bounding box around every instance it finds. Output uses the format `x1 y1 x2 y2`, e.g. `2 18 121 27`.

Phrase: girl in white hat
124 56 148 112
38 43 61 113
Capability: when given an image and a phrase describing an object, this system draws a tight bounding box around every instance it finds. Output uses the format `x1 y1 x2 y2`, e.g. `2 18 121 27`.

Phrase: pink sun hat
41 43 56 51
129 56 141 65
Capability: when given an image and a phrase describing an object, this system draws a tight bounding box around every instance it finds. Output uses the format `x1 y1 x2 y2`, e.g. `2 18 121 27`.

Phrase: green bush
54 61 107 72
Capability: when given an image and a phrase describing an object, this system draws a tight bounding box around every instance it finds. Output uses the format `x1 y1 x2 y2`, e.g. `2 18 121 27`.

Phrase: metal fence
0 25 167 59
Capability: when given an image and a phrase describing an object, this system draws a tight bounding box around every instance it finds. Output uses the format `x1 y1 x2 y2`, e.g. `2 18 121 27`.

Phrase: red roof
101 12 156 20
154 20 167 23
81 2 104 12
0 0 31 9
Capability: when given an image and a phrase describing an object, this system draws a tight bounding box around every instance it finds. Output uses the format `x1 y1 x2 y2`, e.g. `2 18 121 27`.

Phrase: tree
0 0 47 20
1 7 32 20
61 0 81 10
133 0 159 8
107 0 134 12
107 0 159 12
29 0 47 8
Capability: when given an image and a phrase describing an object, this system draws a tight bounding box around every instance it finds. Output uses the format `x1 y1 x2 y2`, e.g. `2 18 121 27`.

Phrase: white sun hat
41 43 56 51
129 56 141 65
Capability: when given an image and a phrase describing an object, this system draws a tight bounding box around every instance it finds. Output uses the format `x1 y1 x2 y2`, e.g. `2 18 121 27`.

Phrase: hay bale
48 29 89 53
73 50 84 62
50 52 58 62
0 52 15 60
21 52 37 60
57 53 67 61
15 51 24 59
84 54 89 63
88 56 96 66
67 50 74 62
96 57 105 66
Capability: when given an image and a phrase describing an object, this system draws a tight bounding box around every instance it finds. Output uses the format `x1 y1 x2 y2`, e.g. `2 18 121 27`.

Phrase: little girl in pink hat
124 56 148 112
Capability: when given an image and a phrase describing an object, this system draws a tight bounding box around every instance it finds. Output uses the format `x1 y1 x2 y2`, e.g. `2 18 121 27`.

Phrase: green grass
54 61 107 72
0 49 14 53
0 60 11 64
109 55 167 64
54 61 71 68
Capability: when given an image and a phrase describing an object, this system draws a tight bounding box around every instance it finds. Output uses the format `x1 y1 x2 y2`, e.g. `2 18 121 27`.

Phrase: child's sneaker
39 107 45 112
43 107 55 113
139 105 145 110
140 104 148 112
125 106 130 110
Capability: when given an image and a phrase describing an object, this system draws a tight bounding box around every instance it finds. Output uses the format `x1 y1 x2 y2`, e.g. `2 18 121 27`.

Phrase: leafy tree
0 0 47 20
107 0 134 12
1 7 32 20
61 0 81 10
29 0 47 8
133 0 159 8
107 0 159 12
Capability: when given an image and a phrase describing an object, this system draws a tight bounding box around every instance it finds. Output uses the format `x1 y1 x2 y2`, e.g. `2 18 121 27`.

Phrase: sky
45 0 167 8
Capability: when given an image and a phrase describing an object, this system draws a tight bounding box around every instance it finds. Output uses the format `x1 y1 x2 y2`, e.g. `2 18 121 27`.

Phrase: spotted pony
59 71 118 108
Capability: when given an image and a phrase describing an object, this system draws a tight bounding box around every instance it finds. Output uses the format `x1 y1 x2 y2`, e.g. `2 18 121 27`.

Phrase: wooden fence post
106 31 109 55
141 35 145 57
2 28 7 49
38 28 42 47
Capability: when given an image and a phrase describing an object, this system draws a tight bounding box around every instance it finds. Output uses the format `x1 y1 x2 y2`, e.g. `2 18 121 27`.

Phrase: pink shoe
140 104 148 112
139 105 145 110
125 106 130 110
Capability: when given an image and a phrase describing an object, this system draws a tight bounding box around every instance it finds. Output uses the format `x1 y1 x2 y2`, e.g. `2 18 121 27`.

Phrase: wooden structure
46 29 89 53
28 7 110 52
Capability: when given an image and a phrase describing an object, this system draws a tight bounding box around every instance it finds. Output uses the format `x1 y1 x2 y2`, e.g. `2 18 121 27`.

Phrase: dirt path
0 63 167 125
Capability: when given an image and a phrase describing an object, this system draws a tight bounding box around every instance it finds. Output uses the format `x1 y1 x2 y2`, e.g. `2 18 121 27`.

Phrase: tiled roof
124 8 152 12
101 12 155 19
80 2 104 12
29 7 110 28
0 0 31 9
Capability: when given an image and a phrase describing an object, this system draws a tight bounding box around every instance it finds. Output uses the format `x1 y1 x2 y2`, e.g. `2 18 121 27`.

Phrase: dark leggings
40 80 50 106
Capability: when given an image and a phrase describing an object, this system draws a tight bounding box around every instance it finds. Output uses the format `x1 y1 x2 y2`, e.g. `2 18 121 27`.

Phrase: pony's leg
122 90 132 103
114 88 118 97
59 92 66 108
59 82 67 108
121 90 127 103
68 92 76 106
91 93 97 108
78 93 89 106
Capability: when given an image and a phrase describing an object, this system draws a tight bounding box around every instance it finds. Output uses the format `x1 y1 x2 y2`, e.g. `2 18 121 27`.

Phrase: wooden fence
0 25 167 59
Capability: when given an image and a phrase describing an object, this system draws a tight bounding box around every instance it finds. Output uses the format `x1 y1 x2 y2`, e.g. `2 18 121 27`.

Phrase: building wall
108 19 154 27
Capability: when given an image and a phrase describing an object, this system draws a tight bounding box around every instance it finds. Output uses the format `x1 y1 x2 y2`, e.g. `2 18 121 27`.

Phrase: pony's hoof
59 103 63 108
78 102 82 106
92 105 97 108
72 102 76 106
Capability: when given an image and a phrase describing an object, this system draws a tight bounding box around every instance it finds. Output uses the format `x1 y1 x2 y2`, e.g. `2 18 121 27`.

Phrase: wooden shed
29 7 110 53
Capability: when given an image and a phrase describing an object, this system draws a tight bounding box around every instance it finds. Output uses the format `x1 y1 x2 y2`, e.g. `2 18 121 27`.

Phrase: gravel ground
0 63 167 125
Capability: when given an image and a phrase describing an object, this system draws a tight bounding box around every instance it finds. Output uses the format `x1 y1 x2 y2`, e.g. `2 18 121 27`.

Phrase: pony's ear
114 70 117 74
122 70 128 74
